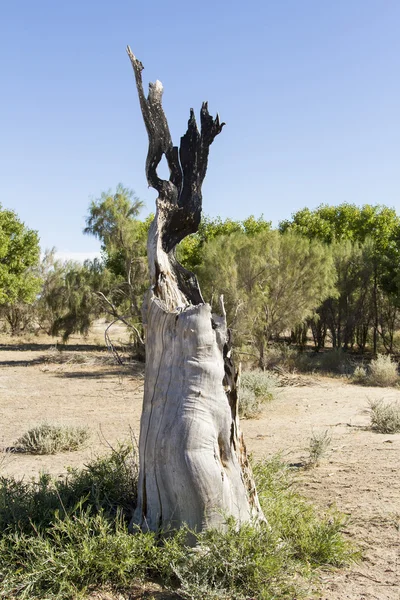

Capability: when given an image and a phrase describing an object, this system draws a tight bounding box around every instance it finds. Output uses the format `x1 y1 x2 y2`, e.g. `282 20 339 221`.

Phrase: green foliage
197 230 336 366
0 445 138 535
36 253 115 341
279 203 400 249
178 214 271 272
0 448 357 600
280 204 400 353
83 185 150 344
368 399 400 433
14 424 90 455
0 205 41 334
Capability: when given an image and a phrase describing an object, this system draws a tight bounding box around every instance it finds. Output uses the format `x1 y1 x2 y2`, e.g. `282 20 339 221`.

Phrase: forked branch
126 46 225 256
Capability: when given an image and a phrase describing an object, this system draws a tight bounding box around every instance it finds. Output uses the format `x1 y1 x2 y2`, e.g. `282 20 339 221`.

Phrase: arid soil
0 339 399 600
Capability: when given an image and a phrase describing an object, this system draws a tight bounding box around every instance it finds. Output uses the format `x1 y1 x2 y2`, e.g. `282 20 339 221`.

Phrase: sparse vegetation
239 370 278 418
14 424 90 455
368 399 400 434
0 447 357 599
306 430 332 467
352 354 399 387
367 354 399 387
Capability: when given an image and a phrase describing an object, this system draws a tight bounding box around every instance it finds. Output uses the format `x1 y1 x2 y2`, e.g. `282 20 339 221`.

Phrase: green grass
14 424 91 454
0 447 358 599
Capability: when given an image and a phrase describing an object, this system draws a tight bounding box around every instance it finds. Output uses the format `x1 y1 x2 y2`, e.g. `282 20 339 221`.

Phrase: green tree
197 230 336 367
178 214 271 272
84 185 149 332
0 205 41 334
280 204 400 353
36 252 116 341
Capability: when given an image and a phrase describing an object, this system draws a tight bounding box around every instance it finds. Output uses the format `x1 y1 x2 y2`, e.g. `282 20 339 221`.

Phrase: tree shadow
0 343 108 352
55 368 143 380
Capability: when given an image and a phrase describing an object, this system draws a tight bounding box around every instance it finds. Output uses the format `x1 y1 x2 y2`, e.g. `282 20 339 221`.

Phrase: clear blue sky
1 0 399 257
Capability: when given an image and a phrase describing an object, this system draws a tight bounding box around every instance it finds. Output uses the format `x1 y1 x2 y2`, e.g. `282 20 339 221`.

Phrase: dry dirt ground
0 338 399 600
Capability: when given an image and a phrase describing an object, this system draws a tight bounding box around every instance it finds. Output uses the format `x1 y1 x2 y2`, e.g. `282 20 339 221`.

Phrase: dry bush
239 370 278 419
368 400 400 433
367 354 399 387
15 424 90 454
238 388 260 419
306 430 332 467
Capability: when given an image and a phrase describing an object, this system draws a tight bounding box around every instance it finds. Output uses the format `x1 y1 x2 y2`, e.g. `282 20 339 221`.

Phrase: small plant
367 354 399 387
352 365 368 384
239 370 278 418
306 430 332 466
368 399 400 433
14 423 90 454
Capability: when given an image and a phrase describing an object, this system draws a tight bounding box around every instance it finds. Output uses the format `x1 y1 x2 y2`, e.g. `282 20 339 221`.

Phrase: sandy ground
0 342 399 600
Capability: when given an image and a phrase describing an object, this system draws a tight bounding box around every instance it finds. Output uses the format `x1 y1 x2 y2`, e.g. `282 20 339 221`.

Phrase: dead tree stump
127 48 264 535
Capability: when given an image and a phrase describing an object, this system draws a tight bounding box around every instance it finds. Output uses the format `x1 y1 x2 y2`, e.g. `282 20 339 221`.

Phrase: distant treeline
2 186 400 365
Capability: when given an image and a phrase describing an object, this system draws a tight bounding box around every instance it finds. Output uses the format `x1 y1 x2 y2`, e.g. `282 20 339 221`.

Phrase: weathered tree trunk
127 48 264 535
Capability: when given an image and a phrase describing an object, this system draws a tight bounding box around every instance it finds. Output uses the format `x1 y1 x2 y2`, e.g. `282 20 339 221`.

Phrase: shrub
368 399 400 433
0 444 138 534
306 430 332 466
352 365 368 384
0 448 358 599
241 370 278 401
367 354 399 387
238 387 261 419
239 370 278 419
314 349 350 374
14 423 90 455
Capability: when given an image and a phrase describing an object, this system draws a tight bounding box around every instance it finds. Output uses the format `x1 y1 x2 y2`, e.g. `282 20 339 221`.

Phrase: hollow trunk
127 49 264 535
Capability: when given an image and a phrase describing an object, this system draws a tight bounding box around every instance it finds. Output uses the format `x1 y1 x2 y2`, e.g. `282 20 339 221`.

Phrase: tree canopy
0 205 41 306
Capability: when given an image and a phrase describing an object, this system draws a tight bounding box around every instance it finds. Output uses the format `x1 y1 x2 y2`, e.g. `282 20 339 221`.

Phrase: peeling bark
127 48 264 534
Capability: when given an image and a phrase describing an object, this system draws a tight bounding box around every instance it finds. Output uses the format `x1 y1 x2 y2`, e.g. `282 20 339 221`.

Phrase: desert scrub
352 354 399 387
367 354 399 387
306 430 332 467
14 423 90 454
239 370 278 418
0 448 357 600
0 444 138 533
368 399 400 433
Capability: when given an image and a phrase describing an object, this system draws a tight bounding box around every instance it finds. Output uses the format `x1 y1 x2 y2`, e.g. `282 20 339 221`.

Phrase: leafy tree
178 214 271 272
36 252 116 342
280 204 400 353
0 205 41 334
197 230 336 367
84 185 149 335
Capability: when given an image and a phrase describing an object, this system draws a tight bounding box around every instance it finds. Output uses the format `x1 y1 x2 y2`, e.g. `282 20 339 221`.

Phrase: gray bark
127 48 265 535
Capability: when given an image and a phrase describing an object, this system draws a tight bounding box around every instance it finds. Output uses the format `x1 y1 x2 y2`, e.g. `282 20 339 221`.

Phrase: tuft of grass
14 423 90 455
239 370 278 418
306 430 332 467
0 447 358 599
368 399 400 433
